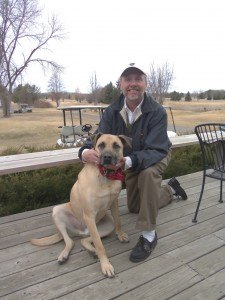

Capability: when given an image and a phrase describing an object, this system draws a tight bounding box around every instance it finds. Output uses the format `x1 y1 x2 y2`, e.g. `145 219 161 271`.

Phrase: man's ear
118 135 132 149
90 132 103 147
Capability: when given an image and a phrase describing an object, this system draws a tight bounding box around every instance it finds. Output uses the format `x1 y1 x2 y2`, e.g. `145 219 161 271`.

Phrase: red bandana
98 165 125 181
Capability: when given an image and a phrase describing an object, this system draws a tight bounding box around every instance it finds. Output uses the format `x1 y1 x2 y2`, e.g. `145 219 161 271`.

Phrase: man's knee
140 166 161 181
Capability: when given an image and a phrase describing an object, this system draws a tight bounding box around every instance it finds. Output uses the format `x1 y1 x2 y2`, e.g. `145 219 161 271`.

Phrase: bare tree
89 72 101 104
47 70 64 107
147 62 174 104
74 87 81 102
0 0 65 117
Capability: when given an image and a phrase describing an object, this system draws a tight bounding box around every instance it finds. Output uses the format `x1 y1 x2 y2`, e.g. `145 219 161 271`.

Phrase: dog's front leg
83 213 115 278
111 199 129 243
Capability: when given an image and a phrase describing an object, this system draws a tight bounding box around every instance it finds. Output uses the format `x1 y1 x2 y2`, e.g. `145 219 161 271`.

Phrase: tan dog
30 133 131 278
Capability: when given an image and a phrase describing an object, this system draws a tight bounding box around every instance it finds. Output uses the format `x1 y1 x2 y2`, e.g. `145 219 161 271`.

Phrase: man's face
119 73 147 102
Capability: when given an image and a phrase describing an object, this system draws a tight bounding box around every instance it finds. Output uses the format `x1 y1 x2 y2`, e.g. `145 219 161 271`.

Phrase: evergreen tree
170 91 182 101
198 92 206 99
12 84 40 104
185 91 192 102
101 82 120 104
206 90 213 100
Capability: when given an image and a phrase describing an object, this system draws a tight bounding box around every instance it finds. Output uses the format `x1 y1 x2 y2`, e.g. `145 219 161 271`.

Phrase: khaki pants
125 150 173 231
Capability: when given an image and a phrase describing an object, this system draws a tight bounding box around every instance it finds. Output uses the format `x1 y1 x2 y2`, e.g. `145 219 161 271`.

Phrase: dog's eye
113 142 121 150
98 142 105 150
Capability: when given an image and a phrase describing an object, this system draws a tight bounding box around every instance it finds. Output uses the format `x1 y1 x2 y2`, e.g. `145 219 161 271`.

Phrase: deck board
1 172 225 299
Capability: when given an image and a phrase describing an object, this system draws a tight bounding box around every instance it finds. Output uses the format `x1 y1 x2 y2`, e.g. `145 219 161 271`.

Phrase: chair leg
219 179 223 203
192 175 206 223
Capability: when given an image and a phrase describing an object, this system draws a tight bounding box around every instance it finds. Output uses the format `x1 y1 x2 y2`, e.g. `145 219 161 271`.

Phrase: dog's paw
57 250 70 264
57 255 68 264
101 261 115 278
117 231 129 243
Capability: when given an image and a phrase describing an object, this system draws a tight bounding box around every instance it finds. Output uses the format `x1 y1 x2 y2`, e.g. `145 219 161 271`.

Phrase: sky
23 0 225 94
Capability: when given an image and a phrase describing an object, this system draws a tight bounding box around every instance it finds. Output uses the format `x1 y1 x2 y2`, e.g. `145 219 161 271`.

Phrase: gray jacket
79 93 172 171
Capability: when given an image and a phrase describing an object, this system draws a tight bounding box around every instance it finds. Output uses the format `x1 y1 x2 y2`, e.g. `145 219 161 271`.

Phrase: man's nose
129 79 138 85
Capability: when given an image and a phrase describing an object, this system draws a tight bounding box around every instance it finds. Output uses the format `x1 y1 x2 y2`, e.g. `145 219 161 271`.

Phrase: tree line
47 63 174 107
9 78 225 110
169 90 225 101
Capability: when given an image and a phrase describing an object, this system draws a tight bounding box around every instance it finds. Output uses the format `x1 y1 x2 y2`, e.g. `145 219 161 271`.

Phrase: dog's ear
118 135 132 149
90 132 103 147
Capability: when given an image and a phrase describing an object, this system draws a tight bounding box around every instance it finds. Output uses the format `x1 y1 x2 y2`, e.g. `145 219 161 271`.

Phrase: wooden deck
1 171 225 299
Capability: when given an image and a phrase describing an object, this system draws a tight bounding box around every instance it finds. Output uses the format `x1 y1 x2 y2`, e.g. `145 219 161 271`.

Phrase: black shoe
168 177 187 200
129 233 157 263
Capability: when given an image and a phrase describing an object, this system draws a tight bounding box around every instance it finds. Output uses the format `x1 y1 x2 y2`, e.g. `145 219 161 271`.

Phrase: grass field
0 99 225 154
165 100 225 133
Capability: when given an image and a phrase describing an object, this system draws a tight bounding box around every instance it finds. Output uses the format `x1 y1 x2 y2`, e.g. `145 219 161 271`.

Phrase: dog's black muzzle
100 152 117 166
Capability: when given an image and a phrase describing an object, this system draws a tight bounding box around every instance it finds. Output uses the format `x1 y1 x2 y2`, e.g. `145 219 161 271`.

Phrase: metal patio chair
192 123 225 223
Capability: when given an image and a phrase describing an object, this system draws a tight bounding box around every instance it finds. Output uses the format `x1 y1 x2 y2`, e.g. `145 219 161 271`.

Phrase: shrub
0 145 203 217
0 146 26 156
0 145 61 156
0 163 83 216
164 145 202 178
34 99 54 108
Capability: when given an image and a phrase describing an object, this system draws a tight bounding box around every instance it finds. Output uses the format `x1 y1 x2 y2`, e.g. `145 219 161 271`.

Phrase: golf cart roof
57 105 109 127
57 105 108 111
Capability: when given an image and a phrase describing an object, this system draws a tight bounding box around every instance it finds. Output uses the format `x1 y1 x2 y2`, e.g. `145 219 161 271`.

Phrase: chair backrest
195 123 225 173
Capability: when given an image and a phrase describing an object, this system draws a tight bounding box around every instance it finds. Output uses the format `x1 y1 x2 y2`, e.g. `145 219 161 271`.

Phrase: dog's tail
30 233 63 246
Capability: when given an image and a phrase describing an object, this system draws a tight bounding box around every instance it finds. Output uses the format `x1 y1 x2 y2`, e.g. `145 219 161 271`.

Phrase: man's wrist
78 145 91 160
124 156 132 170
81 148 89 163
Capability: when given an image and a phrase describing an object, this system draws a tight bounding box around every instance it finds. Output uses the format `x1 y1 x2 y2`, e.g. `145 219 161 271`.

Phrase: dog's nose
103 154 112 164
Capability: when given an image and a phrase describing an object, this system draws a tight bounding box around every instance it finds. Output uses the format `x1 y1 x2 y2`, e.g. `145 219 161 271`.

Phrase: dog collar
98 165 125 181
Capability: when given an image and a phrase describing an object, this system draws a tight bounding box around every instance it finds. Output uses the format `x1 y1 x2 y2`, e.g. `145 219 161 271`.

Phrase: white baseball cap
120 63 146 77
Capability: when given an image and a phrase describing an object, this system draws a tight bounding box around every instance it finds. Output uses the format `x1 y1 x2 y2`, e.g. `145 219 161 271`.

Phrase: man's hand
82 149 100 165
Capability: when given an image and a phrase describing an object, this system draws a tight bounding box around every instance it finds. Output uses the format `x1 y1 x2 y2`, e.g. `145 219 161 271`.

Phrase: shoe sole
169 178 187 200
175 186 187 200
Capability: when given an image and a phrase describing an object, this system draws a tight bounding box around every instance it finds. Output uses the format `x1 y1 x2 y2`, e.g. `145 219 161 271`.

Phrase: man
79 63 187 263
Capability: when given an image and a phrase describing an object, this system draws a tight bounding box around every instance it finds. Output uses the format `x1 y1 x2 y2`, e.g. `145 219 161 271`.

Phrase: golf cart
56 104 177 147
56 105 107 147
14 103 33 113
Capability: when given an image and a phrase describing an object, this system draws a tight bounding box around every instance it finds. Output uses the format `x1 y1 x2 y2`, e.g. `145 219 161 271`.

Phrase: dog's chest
99 174 120 187
94 181 120 207
99 176 121 194
77 164 122 206
98 181 120 198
